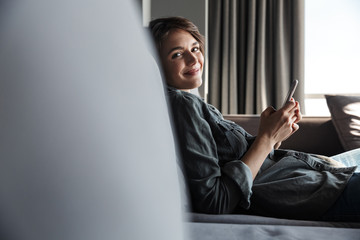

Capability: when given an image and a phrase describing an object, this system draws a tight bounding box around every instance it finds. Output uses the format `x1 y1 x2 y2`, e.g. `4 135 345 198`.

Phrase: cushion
325 95 360 151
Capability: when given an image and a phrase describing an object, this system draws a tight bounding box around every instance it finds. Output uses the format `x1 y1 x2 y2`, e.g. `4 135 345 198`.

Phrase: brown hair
149 17 205 55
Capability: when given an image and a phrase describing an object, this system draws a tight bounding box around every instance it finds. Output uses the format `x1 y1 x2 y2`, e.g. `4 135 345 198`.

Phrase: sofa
224 115 344 156
184 115 360 240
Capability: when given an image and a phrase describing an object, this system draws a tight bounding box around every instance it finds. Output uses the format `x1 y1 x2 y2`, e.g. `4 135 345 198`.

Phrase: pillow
325 95 360 151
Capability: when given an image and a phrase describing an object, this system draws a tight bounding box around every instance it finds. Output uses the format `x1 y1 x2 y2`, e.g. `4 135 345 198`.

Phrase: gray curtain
207 0 304 114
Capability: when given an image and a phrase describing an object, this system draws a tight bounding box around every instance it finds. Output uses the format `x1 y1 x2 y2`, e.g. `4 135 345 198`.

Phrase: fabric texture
321 172 360 222
325 95 360 151
207 0 305 114
167 87 355 220
187 212 360 228
332 148 360 172
185 222 360 240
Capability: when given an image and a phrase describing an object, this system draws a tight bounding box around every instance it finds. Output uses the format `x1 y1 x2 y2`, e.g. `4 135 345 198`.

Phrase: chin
186 82 202 90
194 78 203 88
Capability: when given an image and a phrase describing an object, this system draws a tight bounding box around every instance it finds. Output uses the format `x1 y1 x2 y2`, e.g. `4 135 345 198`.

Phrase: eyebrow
167 41 199 55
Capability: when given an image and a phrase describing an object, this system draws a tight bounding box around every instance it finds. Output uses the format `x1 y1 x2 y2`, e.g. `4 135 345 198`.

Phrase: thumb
262 106 276 117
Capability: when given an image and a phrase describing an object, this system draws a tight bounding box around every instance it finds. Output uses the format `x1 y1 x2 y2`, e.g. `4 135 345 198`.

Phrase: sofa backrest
224 115 344 156
0 0 184 239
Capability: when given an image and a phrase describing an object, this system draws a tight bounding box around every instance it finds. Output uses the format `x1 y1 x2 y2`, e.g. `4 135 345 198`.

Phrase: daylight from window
305 0 360 115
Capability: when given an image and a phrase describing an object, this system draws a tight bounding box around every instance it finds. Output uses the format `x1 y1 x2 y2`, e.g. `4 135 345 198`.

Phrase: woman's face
159 29 204 91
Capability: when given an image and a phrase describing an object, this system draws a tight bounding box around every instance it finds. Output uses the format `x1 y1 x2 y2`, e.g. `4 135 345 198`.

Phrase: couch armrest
224 115 344 156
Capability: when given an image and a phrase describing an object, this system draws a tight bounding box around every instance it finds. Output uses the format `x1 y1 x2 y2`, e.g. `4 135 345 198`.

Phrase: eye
192 47 200 52
171 52 182 59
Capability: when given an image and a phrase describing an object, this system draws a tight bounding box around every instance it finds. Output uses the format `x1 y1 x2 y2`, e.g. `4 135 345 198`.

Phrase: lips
184 68 201 75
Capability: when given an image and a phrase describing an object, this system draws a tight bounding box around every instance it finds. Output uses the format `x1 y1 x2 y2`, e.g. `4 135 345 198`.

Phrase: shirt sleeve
168 93 253 214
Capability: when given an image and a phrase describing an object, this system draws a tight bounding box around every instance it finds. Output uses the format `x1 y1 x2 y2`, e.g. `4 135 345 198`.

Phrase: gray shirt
167 87 356 220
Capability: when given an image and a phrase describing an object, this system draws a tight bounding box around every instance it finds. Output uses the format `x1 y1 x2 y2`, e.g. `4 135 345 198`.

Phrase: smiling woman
149 17 205 91
158 29 204 91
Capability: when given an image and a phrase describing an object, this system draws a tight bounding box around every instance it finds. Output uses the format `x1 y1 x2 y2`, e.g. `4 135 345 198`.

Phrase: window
305 0 360 116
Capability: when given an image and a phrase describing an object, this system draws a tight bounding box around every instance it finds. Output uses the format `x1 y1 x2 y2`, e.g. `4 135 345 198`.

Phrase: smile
184 68 201 75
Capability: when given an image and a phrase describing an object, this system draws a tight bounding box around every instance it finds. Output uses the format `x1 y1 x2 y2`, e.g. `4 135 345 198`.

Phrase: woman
149 17 360 221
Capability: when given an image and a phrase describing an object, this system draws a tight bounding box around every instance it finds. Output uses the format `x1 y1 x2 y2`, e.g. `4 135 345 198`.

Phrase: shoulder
166 87 206 114
167 87 203 103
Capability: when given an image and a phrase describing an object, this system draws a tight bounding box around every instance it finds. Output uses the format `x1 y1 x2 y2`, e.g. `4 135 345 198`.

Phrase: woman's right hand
241 99 302 179
257 99 301 149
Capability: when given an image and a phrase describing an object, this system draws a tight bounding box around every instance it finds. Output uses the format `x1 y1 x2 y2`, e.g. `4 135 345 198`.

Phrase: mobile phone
283 79 298 106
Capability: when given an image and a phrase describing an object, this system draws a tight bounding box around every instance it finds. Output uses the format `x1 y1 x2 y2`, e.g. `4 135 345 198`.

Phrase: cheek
162 63 178 85
199 54 204 67
165 62 182 77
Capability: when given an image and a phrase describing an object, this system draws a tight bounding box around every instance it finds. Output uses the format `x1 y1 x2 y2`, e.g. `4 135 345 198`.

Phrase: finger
262 106 276 117
293 102 302 123
296 101 302 115
288 101 300 115
289 99 300 111
282 99 296 112
290 108 302 122
292 123 299 132
295 111 302 123
284 97 295 105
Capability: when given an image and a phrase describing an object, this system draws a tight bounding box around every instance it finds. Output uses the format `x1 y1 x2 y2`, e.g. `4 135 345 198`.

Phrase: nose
185 51 197 66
